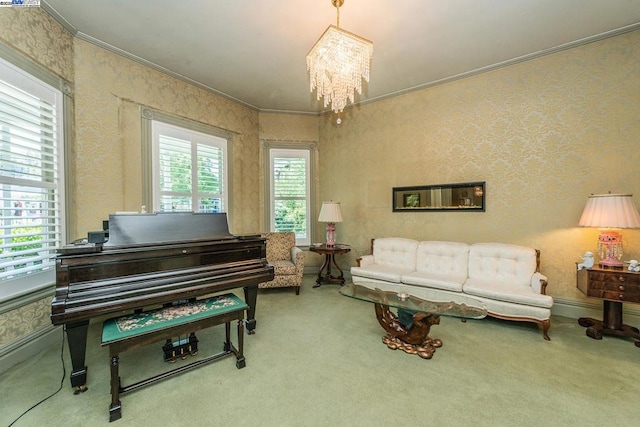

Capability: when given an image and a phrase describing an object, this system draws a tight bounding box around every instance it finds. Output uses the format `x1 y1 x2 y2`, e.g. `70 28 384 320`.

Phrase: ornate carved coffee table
340 283 486 359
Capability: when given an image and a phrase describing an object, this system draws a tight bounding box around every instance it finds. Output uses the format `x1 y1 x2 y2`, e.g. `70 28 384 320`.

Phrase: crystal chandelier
306 0 373 116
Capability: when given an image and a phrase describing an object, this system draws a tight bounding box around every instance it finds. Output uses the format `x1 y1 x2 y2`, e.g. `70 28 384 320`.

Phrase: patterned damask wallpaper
72 38 261 237
55 38 261 345
0 8 73 81
317 30 640 302
0 297 51 346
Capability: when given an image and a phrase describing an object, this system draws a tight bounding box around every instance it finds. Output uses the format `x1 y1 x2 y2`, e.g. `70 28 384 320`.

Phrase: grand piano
51 212 273 394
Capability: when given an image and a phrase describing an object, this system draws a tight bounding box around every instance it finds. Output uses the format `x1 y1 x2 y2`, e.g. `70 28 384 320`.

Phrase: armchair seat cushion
271 259 297 276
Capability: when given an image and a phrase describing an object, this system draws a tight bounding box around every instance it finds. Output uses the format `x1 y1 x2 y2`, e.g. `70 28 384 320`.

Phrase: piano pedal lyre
162 334 199 363
188 332 198 356
162 339 177 363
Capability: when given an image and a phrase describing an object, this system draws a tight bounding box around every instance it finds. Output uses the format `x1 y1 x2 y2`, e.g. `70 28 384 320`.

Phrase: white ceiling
43 0 640 114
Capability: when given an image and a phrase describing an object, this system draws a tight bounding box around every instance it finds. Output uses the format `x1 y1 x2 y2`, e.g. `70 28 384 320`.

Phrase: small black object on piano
87 230 107 244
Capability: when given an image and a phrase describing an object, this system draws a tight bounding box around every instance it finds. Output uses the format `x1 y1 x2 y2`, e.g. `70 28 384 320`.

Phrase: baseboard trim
551 297 640 324
0 325 62 374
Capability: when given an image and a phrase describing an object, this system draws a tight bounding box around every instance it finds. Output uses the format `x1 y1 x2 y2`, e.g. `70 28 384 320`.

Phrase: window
264 142 316 247
142 109 231 215
0 56 65 297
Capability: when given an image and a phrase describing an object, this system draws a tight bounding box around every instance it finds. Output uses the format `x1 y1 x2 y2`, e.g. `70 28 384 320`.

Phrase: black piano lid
104 212 236 249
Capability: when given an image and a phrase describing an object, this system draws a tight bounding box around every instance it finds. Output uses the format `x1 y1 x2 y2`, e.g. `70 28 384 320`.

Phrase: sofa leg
295 286 300 296
541 319 551 341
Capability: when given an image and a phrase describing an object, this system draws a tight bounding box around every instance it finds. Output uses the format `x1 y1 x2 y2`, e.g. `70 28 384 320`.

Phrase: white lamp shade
318 201 343 223
579 193 640 228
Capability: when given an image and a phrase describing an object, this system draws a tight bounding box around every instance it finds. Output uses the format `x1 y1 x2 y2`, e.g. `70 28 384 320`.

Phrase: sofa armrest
531 272 548 294
357 254 374 268
292 247 305 275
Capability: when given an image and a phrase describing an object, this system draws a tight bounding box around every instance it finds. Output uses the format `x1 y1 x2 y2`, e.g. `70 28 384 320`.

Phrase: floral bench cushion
102 294 247 343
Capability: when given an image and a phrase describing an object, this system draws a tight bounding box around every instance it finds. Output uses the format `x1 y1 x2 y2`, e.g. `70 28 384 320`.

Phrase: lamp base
597 230 623 268
599 258 624 268
325 222 336 247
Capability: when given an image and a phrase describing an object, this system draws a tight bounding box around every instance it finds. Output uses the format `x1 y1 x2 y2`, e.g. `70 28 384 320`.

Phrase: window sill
0 272 55 314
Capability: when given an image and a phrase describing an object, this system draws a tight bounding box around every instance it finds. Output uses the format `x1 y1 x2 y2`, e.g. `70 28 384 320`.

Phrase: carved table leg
314 254 346 287
313 254 331 287
330 254 345 285
374 304 442 359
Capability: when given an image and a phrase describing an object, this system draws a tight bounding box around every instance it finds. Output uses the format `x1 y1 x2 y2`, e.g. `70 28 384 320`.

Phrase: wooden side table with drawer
577 266 640 347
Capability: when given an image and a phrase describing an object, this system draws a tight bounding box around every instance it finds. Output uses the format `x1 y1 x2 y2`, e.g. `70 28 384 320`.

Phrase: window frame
141 108 233 217
0 45 72 305
263 140 317 247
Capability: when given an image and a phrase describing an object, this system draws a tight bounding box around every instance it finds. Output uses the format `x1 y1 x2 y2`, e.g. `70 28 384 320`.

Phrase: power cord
8 328 66 426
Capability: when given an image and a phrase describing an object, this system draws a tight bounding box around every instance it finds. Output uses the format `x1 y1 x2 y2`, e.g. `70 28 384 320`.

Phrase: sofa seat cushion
401 271 465 292
470 295 551 321
463 279 553 309
350 264 412 283
270 259 297 275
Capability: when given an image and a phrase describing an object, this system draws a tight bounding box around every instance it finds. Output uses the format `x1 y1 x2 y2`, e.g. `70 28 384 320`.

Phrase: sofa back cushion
373 238 419 270
415 241 470 276
468 243 536 286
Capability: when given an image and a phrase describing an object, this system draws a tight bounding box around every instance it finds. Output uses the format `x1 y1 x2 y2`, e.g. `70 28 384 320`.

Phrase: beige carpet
1 275 638 426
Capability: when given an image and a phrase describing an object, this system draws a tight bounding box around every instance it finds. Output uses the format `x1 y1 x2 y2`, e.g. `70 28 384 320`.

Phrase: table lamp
579 193 640 267
318 201 343 247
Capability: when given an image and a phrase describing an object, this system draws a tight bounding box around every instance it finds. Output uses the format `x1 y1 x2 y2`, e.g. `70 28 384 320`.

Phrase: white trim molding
0 325 62 374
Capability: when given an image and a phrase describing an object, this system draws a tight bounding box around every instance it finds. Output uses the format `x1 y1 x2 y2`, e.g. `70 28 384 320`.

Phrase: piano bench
101 293 248 422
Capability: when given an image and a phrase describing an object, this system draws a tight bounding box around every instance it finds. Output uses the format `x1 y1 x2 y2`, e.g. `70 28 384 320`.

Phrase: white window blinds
270 149 310 244
0 59 64 283
153 121 227 213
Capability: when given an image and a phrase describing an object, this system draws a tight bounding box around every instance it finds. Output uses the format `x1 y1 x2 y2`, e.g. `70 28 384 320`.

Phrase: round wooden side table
309 244 351 287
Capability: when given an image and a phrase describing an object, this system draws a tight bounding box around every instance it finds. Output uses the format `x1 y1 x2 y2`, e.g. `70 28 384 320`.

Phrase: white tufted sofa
351 238 553 340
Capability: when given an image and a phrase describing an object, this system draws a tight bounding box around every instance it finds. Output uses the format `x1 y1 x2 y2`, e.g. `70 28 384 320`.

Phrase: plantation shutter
196 142 224 212
153 121 226 213
271 150 309 241
158 134 192 211
0 60 64 282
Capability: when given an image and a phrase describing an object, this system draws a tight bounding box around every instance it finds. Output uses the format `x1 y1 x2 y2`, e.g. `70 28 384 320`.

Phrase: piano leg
244 285 258 334
65 320 89 394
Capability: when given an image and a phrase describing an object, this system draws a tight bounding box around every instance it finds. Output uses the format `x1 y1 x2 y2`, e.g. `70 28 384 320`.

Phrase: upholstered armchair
259 232 305 295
